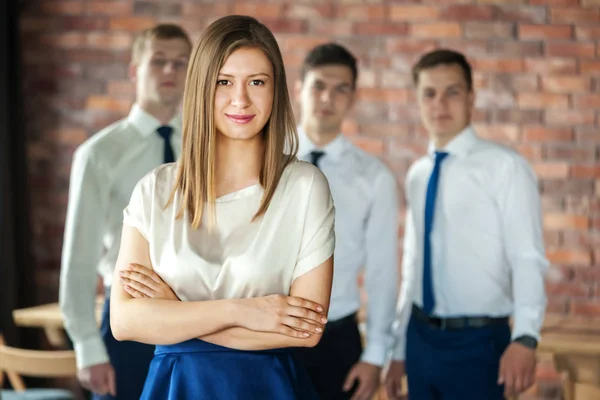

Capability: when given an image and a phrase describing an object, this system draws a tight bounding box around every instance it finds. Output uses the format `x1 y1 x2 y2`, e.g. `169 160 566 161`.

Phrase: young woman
109 15 335 400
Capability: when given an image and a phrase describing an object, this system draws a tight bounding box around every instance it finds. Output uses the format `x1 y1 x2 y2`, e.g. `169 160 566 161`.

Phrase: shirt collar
427 125 478 159
127 103 182 137
297 126 346 163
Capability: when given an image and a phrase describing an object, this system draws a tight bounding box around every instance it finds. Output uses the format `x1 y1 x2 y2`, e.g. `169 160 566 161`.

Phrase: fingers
281 316 323 334
286 305 327 326
343 369 358 393
120 276 155 297
127 263 162 284
386 378 402 400
286 296 324 314
123 283 148 299
278 325 312 338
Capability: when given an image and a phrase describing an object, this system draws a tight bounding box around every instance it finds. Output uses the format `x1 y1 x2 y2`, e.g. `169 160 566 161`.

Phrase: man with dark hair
385 48 548 400
293 43 399 400
59 24 191 400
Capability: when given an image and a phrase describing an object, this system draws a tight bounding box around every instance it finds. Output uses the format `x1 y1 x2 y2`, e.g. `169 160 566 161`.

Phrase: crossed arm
110 224 333 350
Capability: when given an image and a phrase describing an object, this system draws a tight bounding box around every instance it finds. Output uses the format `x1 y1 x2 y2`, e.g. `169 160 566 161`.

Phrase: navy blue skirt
140 339 320 399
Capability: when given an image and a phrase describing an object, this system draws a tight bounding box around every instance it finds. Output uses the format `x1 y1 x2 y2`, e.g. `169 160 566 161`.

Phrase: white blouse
123 160 335 301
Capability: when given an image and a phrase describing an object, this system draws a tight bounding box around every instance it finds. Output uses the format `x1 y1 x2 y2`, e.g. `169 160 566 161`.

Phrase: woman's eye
250 80 265 86
217 80 230 86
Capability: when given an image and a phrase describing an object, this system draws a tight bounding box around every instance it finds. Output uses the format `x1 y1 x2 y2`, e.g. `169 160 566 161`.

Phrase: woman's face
213 47 274 142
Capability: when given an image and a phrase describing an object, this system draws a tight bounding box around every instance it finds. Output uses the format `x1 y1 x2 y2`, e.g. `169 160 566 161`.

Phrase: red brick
570 301 600 318
494 110 543 124
181 3 232 16
545 145 597 162
357 88 409 103
285 4 334 19
564 231 600 249
464 22 515 39
39 33 86 49
546 282 590 297
582 0 600 5
337 5 386 21
87 1 133 15
107 80 135 97
312 21 353 36
410 23 462 38
490 41 543 56
544 213 590 230
492 74 539 92
477 0 526 3
547 249 593 265
519 25 573 39
518 93 570 109
533 162 570 179
381 71 413 89
570 165 600 178
544 230 562 247
530 0 579 4
390 6 440 21
474 124 520 142
475 89 515 108
473 58 524 72
386 38 437 54
349 137 385 155
524 58 577 74
550 8 600 23
281 36 327 53
233 3 284 18
574 95 600 109
46 128 88 144
546 42 596 58
109 17 156 32
87 33 132 51
575 26 600 40
523 127 574 142
495 6 548 23
441 5 494 20
359 123 411 139
341 120 359 136
263 20 306 34
440 40 488 55
354 23 408 36
86 96 131 113
542 76 591 93
40 1 84 15
542 179 595 197
545 110 596 126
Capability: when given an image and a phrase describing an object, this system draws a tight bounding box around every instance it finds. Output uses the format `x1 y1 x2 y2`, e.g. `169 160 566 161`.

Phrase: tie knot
309 150 325 167
434 151 449 164
156 125 173 140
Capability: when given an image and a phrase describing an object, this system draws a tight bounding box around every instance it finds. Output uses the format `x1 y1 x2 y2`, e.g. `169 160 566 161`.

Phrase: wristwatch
513 335 538 350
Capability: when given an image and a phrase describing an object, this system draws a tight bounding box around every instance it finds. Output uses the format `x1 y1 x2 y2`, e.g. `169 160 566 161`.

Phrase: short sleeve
293 169 335 281
123 171 155 241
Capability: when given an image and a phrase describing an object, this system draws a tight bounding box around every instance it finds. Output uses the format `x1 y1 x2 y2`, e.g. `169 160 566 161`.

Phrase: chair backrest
0 334 77 392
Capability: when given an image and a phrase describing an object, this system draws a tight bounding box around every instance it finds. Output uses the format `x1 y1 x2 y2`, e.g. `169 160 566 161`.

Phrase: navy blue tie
422 151 449 315
309 150 325 168
156 126 175 164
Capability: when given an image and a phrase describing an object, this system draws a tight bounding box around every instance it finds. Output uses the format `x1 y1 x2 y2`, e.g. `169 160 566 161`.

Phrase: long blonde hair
168 15 298 229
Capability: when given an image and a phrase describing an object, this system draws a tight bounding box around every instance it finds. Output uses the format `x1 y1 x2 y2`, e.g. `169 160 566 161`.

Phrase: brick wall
20 1 599 317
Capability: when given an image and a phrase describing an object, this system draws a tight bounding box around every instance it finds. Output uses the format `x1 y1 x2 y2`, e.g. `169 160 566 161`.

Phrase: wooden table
539 315 600 400
12 297 104 347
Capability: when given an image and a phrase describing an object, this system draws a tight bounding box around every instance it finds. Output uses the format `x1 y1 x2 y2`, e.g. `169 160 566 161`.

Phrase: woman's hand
118 263 180 301
238 295 327 338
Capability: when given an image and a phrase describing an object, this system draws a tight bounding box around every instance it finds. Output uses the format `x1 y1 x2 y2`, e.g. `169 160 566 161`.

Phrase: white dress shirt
298 128 399 367
392 126 548 360
59 104 182 369
123 161 335 301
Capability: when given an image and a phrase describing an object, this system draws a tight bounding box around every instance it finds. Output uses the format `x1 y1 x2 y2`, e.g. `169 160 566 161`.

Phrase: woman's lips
226 114 256 124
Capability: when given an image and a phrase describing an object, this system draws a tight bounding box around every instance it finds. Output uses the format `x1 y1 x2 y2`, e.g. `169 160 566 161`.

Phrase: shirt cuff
74 334 110 370
360 342 387 367
511 311 543 341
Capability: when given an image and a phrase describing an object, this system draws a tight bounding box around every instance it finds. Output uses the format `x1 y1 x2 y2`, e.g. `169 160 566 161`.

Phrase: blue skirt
140 339 320 400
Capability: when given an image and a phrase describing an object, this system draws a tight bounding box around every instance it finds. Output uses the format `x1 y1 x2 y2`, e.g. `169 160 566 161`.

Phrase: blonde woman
109 15 334 399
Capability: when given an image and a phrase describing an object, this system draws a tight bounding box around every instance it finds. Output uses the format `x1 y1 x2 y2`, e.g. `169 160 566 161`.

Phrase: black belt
411 304 508 331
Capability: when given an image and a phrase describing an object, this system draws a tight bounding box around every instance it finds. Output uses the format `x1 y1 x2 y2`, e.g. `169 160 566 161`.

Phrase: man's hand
384 360 407 400
78 362 116 396
498 342 537 397
343 361 382 400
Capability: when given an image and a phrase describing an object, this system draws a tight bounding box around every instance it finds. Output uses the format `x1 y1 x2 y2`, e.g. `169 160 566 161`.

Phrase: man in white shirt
293 43 399 400
59 24 191 400
384 49 549 400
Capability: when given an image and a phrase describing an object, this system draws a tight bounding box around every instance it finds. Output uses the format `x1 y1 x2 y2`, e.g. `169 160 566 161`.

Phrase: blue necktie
422 151 449 315
309 150 325 168
156 126 175 164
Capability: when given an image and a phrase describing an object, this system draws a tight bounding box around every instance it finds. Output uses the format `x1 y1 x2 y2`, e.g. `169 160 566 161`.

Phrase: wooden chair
0 334 77 399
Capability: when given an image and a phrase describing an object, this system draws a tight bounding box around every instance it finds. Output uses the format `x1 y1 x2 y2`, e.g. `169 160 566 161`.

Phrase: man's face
416 63 474 144
131 38 190 107
297 64 355 135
